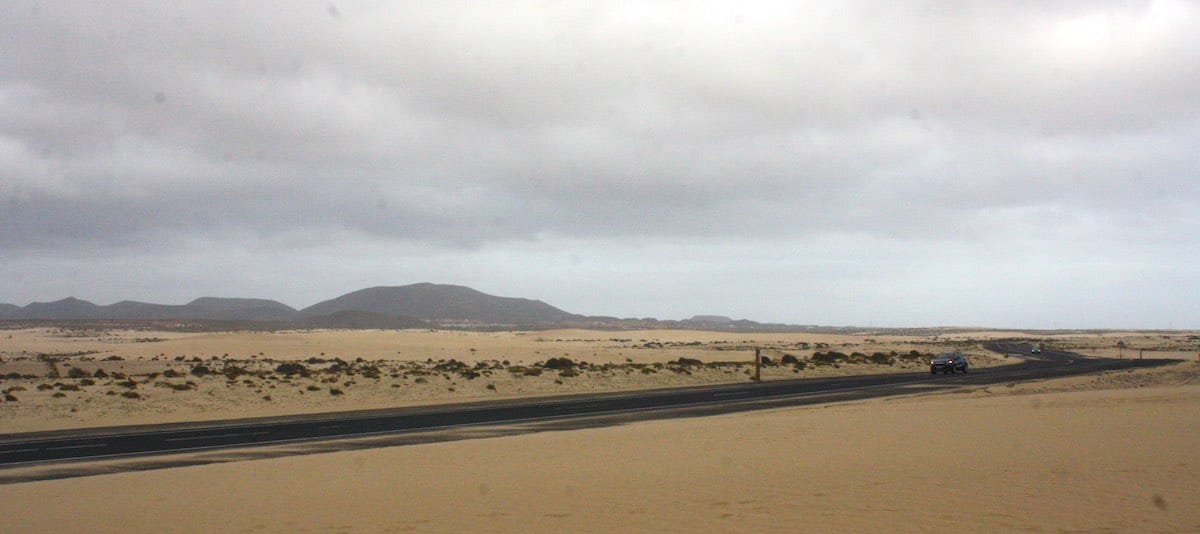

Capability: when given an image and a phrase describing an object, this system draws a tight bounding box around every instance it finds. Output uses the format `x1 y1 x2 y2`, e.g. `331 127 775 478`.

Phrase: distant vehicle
1031 345 1042 354
930 352 969 374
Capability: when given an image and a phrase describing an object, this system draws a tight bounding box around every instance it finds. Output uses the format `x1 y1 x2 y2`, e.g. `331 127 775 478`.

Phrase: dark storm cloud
2 1 1197 326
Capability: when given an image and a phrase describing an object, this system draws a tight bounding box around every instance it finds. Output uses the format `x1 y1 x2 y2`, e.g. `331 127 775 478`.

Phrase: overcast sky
2 1 1198 328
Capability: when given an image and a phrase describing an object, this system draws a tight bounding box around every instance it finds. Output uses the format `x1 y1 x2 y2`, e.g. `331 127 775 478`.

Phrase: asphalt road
0 343 1176 470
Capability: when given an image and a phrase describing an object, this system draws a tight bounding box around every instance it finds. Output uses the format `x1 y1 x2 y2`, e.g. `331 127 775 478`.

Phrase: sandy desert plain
1 325 1198 531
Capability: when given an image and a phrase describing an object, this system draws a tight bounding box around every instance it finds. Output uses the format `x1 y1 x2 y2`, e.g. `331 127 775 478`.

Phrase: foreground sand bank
1 362 1196 532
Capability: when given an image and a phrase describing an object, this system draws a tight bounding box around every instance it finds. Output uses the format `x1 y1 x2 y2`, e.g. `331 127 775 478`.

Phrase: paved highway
0 344 1175 469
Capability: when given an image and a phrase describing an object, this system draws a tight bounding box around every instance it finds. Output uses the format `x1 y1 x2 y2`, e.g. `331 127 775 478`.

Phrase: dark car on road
930 352 969 374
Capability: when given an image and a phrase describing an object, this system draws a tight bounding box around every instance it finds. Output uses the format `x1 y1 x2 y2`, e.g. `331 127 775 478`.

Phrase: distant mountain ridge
0 284 576 327
1 296 298 322
0 283 807 331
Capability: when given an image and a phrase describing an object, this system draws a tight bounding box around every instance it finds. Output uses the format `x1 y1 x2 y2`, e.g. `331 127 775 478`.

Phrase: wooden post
754 348 762 382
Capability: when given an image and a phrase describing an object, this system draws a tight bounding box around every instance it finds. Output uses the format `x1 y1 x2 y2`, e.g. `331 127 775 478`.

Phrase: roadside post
754 348 762 381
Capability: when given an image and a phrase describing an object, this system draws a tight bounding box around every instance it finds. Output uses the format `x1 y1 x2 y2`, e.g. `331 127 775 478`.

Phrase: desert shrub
262 395 272 401
306 384 321 391
486 383 496 391
93 368 109 378
329 388 343 396
67 367 89 379
672 357 703 366
558 368 578 378
640 367 656 374
868 352 895 365
103 355 124 361
58 384 81 391
458 370 480 380
162 369 181 378
4 372 22 379
275 362 309 376
52 391 67 398
155 381 195 391
116 379 138 389
414 377 428 384
780 354 801 365
222 365 248 379
190 364 211 377
3 393 16 402
121 390 141 399
433 359 468 372
5 386 27 392
811 351 849 364
305 357 328 364
37 383 53 391
542 357 575 369
80 378 96 386
522 367 543 377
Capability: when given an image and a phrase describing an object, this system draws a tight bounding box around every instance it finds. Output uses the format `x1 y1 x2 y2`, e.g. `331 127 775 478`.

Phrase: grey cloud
2 1 1197 326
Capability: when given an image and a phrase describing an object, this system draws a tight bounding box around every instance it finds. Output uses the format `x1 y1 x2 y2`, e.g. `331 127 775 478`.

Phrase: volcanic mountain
299 283 577 325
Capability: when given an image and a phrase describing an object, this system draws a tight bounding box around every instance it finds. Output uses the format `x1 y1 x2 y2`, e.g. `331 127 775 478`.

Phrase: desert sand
0 361 1196 532
0 326 929 363
2 327 1020 433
